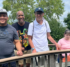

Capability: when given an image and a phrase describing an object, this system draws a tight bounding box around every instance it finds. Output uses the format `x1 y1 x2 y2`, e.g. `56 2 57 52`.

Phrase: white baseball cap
0 8 7 14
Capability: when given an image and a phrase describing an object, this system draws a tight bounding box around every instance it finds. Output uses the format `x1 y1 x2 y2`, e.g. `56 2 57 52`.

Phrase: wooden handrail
0 49 70 63
48 44 55 47
48 44 55 46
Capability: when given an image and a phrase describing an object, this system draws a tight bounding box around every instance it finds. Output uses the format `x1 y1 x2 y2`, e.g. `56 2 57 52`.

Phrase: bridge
0 44 70 67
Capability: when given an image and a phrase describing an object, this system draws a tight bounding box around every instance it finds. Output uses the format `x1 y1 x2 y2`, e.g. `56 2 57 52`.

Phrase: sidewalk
32 58 70 67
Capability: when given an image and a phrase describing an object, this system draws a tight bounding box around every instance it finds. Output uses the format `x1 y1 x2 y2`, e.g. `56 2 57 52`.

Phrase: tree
48 18 66 43
3 0 64 23
3 0 35 23
35 0 64 20
64 13 70 29
3 0 66 41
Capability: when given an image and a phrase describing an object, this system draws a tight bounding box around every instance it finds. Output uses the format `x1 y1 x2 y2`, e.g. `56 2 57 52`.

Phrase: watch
31 48 35 51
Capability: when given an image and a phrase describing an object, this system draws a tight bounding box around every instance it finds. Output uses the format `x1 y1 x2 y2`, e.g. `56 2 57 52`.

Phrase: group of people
0 7 70 67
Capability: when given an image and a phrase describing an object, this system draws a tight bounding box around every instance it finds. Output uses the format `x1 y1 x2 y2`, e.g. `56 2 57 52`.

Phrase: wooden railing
0 44 70 67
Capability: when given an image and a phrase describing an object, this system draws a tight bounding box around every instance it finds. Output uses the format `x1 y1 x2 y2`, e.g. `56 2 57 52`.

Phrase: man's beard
19 20 25 24
19 21 24 24
0 22 7 26
18 19 24 24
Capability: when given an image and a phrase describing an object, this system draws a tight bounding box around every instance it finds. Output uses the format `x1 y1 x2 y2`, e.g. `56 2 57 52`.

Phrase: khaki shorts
14 50 31 65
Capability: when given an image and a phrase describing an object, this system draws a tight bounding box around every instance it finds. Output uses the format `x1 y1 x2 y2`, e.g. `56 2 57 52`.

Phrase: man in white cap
0 8 23 67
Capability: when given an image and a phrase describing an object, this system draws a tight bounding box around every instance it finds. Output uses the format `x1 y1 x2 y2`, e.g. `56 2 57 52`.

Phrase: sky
60 0 70 26
0 0 70 26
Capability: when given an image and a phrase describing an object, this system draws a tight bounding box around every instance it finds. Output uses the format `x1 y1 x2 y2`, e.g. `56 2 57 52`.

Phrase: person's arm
14 39 23 56
28 36 36 53
58 40 62 50
28 23 36 53
12 27 24 55
14 39 25 51
47 32 61 50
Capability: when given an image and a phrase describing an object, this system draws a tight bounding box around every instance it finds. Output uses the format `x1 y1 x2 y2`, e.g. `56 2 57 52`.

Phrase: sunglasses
36 12 43 14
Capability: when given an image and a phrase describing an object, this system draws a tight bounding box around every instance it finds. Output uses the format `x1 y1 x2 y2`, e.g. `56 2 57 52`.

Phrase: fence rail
0 44 70 67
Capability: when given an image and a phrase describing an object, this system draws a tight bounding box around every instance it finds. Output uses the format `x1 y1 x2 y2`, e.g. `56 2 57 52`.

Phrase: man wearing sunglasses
28 7 60 53
28 7 60 65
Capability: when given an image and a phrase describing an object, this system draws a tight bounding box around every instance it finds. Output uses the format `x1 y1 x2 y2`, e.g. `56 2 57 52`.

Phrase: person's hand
56 43 61 50
22 47 25 51
69 53 70 56
17 51 23 56
32 49 36 53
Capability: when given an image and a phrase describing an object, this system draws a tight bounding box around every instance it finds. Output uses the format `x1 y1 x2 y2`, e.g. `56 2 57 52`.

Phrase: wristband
31 48 35 51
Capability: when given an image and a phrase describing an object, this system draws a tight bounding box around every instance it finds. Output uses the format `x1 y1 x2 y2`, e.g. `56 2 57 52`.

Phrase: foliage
3 0 35 23
48 18 66 43
3 0 64 23
3 0 66 42
64 13 70 29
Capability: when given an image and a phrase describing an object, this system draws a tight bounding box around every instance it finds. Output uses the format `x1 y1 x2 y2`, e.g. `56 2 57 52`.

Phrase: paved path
33 63 70 67
32 58 70 67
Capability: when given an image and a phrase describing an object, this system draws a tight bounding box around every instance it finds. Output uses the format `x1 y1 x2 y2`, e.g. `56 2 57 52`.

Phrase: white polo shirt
28 18 51 52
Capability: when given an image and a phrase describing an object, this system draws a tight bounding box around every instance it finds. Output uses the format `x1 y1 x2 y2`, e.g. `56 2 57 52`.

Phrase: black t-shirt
12 22 31 50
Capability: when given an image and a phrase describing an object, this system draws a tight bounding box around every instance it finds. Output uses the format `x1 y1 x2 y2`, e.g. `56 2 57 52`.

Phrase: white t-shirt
28 18 51 52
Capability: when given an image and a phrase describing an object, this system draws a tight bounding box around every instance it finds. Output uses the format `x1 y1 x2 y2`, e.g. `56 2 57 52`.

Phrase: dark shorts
57 55 64 63
2 61 16 67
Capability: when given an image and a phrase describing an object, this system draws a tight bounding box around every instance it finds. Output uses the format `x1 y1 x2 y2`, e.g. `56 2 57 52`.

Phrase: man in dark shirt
0 9 23 67
12 11 31 67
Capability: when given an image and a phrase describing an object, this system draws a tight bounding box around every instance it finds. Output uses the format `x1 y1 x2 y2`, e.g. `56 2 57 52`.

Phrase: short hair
16 11 24 17
64 29 70 35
